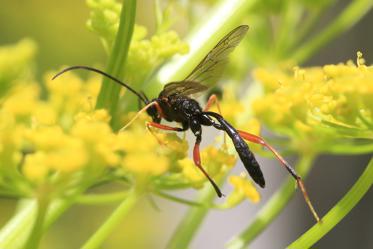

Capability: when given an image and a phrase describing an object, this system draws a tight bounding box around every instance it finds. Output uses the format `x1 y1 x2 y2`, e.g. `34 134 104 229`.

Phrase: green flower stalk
288 156 373 249
226 154 316 249
94 0 136 128
292 0 373 63
81 189 141 249
87 0 189 115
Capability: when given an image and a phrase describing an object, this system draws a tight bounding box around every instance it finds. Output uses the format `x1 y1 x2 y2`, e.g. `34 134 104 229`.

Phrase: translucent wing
161 25 249 97
186 25 249 85
160 80 208 97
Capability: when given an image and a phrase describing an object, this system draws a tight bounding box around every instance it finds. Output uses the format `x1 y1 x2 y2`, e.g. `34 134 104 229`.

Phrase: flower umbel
252 52 373 154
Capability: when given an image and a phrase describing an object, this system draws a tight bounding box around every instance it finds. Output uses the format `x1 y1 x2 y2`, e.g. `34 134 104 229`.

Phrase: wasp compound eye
146 105 161 123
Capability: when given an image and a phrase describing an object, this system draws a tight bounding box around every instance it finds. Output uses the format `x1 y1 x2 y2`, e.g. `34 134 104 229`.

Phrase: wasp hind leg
237 129 321 222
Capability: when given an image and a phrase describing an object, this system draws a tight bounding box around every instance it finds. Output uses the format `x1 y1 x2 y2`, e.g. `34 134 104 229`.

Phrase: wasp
53 25 320 222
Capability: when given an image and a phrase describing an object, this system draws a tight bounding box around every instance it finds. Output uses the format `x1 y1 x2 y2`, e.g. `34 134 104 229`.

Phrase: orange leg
147 122 185 132
192 138 223 197
237 130 321 223
146 121 185 145
148 121 223 197
204 94 222 113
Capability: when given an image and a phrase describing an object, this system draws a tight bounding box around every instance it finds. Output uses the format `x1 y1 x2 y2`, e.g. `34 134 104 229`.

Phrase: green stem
166 184 218 249
95 0 136 128
0 200 37 249
274 1 303 59
292 0 373 63
24 197 50 249
287 8 323 53
327 143 373 155
44 198 76 228
77 191 129 205
153 0 259 94
287 156 373 249
81 189 140 249
226 154 316 249
0 188 87 249
155 190 216 208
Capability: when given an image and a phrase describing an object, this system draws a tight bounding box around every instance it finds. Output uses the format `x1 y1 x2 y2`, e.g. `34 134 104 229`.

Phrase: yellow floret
48 138 88 172
123 153 169 176
228 175 260 203
23 152 49 182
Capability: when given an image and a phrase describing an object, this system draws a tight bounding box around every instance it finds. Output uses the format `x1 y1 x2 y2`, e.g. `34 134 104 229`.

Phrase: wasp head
146 100 161 123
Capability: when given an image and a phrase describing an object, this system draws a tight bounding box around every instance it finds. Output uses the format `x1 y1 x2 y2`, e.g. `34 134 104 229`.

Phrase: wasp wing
185 25 249 86
161 80 208 97
161 25 249 97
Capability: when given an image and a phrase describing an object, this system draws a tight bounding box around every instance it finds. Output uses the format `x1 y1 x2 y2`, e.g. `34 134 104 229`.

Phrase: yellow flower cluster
0 67 195 190
1 70 108 187
0 39 37 97
0 68 191 196
0 39 261 208
117 122 188 177
252 53 373 153
86 0 121 51
87 0 189 84
125 28 189 84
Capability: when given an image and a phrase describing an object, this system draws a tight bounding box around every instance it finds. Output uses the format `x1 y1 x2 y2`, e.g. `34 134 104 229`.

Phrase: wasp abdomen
205 112 266 188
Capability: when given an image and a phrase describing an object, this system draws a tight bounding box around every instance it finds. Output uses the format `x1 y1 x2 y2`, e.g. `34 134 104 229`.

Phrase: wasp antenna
52 65 148 104
139 90 149 102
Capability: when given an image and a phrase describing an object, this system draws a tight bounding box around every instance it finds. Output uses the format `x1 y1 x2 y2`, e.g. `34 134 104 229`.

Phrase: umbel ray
53 25 321 222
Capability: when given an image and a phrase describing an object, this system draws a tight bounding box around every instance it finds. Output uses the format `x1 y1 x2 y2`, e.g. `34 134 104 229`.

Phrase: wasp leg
190 119 223 197
204 94 222 113
146 122 187 145
204 94 226 145
147 122 186 132
237 130 321 222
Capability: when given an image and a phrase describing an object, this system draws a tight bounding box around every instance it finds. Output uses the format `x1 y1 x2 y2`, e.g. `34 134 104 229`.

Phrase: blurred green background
0 1 103 77
0 0 372 248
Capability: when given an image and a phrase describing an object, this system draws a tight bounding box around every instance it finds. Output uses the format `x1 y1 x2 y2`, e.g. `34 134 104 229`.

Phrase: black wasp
53 25 320 222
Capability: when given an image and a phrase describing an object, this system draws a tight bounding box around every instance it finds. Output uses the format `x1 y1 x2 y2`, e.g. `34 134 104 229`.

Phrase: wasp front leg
146 122 188 145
